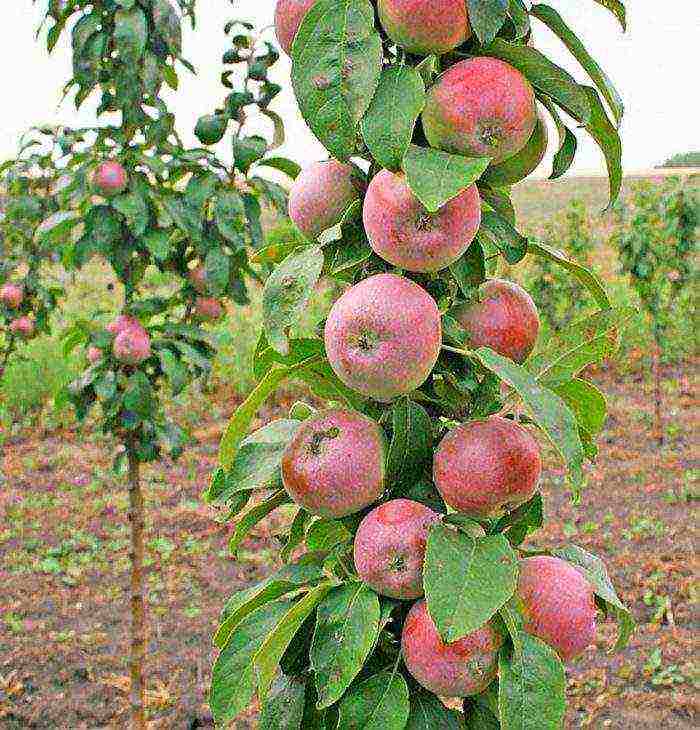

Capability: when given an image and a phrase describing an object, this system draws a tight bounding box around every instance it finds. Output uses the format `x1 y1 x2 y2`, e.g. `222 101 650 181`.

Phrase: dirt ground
1 363 698 729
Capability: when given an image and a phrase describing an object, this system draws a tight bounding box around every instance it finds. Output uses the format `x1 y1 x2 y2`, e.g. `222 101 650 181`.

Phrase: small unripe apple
9 316 35 339
113 325 151 365
106 315 142 336
93 160 128 197
0 283 24 309
194 297 224 321
87 346 103 364
188 265 208 294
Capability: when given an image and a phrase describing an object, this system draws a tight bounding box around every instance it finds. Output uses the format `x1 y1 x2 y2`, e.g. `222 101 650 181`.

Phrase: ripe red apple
452 279 540 363
288 160 365 239
482 113 549 187
0 283 24 309
354 499 440 599
433 415 542 518
402 600 503 697
517 556 597 661
9 316 35 339
188 265 208 294
274 0 316 55
363 170 481 272
93 160 128 197
281 409 386 518
87 346 103 364
377 0 471 55
194 297 224 321
106 315 142 336
422 57 537 163
324 273 442 402
112 324 151 365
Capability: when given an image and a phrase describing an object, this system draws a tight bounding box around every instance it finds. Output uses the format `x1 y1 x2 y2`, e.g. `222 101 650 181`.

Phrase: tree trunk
127 443 147 730
653 337 663 446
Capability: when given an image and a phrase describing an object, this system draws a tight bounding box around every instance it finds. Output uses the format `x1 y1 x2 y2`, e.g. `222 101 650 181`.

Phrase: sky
0 1 696 176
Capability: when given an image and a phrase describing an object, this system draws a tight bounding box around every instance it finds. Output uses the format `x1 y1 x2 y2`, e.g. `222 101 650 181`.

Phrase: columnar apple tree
0 128 72 372
31 1 296 727
208 1 636 727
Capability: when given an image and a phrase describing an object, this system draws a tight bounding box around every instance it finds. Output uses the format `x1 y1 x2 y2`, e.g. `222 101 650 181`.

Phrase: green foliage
660 151 700 168
613 178 698 351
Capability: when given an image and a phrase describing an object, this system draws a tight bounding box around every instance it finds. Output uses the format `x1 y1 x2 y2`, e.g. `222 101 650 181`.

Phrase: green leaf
254 583 334 701
306 519 352 553
158 349 188 395
424 523 518 642
84 205 122 251
311 583 381 708
386 398 433 489
203 247 230 295
217 357 320 471
142 229 170 261
531 4 624 126
254 337 326 382
468 0 509 44
210 599 294 726
112 192 148 237
152 0 182 55
473 348 585 492
195 114 228 145
114 7 147 66
281 509 313 563
553 544 634 652
483 39 591 123
263 245 324 355
257 157 302 179
581 86 623 208
479 185 516 225
498 634 566 730
233 135 268 174
222 419 300 497
214 190 247 248
336 670 410 730
260 674 307 730
406 689 465 729
553 379 607 434
361 66 426 171
415 55 438 86
478 210 528 264
229 489 291 557
527 240 611 308
215 553 326 649
593 0 627 31
464 701 500 729
494 493 544 547
402 145 490 213
498 596 525 655
539 96 577 180
291 0 382 159
450 240 486 296
526 307 634 387
507 0 531 39
323 201 373 278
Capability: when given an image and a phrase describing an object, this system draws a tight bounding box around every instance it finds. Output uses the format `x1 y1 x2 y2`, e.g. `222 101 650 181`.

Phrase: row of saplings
269 0 596 698
2 161 227 367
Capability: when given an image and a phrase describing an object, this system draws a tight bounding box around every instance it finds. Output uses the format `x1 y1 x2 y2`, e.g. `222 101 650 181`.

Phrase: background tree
612 177 698 444
207 0 636 728
29 1 296 727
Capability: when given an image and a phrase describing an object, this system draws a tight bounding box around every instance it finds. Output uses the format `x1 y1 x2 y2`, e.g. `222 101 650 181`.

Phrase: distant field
513 171 699 235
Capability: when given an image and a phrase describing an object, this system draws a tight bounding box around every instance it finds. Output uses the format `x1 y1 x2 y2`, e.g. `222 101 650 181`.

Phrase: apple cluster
1 282 36 342
274 0 597 700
